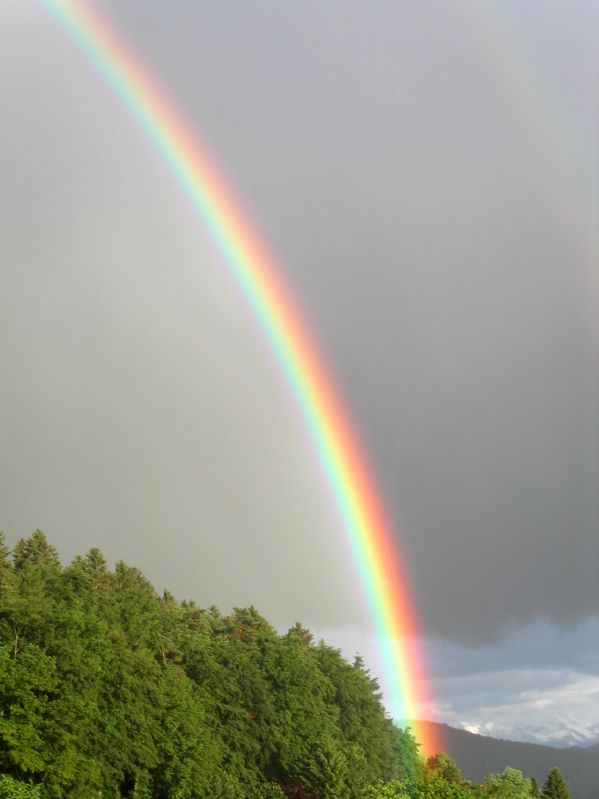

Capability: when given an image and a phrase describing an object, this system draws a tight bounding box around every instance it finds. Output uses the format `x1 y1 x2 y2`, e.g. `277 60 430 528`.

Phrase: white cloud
439 669 599 747
313 619 599 747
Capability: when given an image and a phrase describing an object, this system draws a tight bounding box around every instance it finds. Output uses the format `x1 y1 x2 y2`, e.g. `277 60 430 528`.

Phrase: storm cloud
1 0 597 668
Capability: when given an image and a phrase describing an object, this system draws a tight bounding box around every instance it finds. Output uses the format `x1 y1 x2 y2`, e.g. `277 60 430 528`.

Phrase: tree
426 753 463 783
542 768 570 799
300 732 348 799
364 781 411 799
254 783 286 799
390 726 421 785
315 642 397 784
285 622 314 647
12 531 60 576
0 533 11 577
418 752 477 799
482 767 535 799
0 643 57 777
6 532 543 798
420 775 475 799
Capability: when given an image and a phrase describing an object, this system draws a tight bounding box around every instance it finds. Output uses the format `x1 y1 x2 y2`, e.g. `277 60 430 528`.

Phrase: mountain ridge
414 721 599 799
453 719 599 750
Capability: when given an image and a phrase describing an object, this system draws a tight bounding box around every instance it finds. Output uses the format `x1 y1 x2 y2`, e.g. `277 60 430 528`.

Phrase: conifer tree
1 532 439 797
12 531 60 575
542 768 570 799
0 533 10 576
391 726 421 785
301 732 349 799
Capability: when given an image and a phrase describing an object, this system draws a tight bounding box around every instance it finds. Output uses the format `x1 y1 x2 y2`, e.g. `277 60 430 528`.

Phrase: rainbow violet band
38 0 440 756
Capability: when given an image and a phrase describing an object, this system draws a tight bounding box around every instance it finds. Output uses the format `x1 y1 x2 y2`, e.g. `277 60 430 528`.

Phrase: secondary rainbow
38 0 440 755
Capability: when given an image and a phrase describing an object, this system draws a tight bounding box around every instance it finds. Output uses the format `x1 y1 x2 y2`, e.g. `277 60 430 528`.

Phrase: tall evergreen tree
301 732 348 799
0 534 10 577
391 727 421 785
542 768 570 799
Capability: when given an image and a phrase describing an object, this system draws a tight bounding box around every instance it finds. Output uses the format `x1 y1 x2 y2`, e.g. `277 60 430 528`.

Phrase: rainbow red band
37 0 440 755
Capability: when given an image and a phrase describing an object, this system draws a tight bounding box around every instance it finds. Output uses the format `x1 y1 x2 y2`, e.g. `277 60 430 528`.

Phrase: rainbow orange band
37 0 440 756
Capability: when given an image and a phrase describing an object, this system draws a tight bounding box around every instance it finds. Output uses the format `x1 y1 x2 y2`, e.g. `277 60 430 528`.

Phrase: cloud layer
0 1 597 656
319 618 599 745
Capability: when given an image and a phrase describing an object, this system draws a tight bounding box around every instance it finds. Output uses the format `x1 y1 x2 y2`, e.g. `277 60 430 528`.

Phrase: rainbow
37 0 440 755
460 2 598 332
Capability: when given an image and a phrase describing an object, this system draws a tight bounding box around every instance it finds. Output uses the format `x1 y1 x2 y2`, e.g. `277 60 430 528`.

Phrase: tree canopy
0 532 574 799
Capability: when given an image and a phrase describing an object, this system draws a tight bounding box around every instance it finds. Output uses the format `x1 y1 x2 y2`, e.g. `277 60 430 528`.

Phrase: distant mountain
455 719 599 749
579 739 599 751
416 721 599 799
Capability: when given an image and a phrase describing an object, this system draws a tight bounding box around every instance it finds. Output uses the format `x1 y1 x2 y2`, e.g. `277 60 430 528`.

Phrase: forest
0 531 571 799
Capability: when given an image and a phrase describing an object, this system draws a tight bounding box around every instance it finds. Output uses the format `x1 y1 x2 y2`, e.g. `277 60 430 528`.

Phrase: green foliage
0 532 552 799
420 774 476 799
425 753 462 783
0 775 41 799
254 783 287 799
482 767 536 799
300 731 349 799
419 753 475 799
391 727 422 786
542 768 570 799
0 532 420 798
0 643 58 775
363 780 411 798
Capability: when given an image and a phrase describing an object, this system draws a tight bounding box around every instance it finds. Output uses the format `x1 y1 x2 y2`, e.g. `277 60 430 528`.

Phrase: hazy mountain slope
416 721 599 799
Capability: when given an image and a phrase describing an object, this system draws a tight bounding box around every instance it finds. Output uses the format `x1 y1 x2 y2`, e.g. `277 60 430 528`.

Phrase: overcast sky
1 0 598 745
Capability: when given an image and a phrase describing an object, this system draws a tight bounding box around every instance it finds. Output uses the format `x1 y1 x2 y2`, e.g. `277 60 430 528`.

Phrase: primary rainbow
38 0 440 755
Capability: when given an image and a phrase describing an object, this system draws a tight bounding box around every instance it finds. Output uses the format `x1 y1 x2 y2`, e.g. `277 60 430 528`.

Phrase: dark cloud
423 618 599 680
107 0 599 640
0 0 597 652
318 618 599 742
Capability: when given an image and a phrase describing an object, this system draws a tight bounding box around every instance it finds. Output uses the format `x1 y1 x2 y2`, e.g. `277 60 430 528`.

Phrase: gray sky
1 0 598 743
